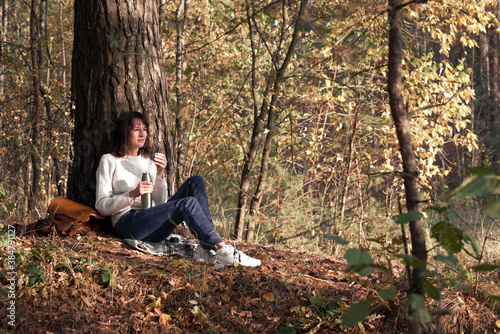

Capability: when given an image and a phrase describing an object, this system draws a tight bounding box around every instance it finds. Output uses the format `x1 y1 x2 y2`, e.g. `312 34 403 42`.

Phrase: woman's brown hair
109 111 153 157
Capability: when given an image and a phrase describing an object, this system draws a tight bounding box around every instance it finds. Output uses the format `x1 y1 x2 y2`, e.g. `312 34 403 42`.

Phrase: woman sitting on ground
95 111 260 267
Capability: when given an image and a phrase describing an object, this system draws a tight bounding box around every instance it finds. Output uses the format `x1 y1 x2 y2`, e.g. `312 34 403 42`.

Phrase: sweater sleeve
152 174 169 205
95 154 134 217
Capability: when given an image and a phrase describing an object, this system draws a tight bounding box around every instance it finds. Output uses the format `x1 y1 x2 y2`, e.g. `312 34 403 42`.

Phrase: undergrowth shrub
334 167 500 329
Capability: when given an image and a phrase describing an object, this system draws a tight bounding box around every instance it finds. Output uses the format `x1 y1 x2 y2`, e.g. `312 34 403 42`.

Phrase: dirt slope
1 230 499 333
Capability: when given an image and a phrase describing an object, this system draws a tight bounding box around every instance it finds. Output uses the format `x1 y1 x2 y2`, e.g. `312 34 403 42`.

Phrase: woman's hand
129 181 154 199
152 153 167 177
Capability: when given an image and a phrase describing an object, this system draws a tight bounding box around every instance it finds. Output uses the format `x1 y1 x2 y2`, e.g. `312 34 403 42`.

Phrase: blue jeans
115 176 223 249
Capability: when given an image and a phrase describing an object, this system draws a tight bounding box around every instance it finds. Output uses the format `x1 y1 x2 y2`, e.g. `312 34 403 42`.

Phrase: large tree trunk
388 1 427 333
68 0 175 205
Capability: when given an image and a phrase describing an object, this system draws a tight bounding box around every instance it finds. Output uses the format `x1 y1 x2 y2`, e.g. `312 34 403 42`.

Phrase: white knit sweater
95 153 169 227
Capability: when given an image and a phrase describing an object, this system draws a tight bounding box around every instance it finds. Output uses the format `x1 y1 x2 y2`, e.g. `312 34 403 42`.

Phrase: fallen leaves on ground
0 231 499 333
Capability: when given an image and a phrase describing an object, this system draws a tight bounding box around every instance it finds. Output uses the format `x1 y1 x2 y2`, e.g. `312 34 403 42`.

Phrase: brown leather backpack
26 196 106 236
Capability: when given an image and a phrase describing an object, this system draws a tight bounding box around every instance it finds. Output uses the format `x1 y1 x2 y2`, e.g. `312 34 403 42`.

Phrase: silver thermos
141 172 152 210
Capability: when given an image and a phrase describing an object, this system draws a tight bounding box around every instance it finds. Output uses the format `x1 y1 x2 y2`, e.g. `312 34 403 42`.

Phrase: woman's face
127 118 148 155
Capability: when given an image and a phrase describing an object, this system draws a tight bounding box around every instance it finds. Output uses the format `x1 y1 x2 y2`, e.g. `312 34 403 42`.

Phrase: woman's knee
187 175 204 185
180 196 199 210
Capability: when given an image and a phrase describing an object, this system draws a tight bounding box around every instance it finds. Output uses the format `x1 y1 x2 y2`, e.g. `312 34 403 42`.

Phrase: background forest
1 0 498 247
1 0 500 333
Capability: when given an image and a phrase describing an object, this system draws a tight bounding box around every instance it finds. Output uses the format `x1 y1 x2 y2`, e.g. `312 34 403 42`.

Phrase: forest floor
1 224 500 334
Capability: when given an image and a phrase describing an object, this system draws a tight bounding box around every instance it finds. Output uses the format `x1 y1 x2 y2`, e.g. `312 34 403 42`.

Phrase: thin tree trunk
478 30 490 97
0 0 5 98
357 168 365 245
38 0 49 85
158 0 167 19
42 84 64 197
0 0 5 171
29 0 43 216
237 0 309 241
59 0 67 88
247 0 309 239
37 0 45 75
488 7 499 168
57 0 68 197
246 95 278 241
475 28 489 167
38 0 53 204
175 0 187 189
388 1 427 333
233 0 270 240
246 0 288 241
339 108 360 233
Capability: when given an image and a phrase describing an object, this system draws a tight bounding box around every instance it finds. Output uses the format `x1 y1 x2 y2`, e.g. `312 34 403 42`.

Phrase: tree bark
29 0 43 216
0 0 4 162
388 1 427 333
174 0 187 189
59 0 67 87
68 0 175 205
37 0 47 83
488 6 499 169
0 0 6 98
0 0 6 152
338 107 360 236
53 0 69 198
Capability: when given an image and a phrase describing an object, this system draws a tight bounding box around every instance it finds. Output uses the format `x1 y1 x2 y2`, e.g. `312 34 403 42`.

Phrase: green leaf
427 206 448 215
431 308 451 316
468 166 498 175
461 285 473 292
324 235 350 245
434 252 458 267
445 173 500 201
309 293 327 309
405 294 431 323
366 235 386 245
489 295 500 303
431 221 465 254
393 211 422 225
102 266 112 283
277 325 299 334
377 289 396 301
472 264 500 271
461 233 481 259
0 231 8 247
422 280 440 301
191 305 209 322
344 249 374 275
341 301 370 328
396 254 427 269
483 200 500 219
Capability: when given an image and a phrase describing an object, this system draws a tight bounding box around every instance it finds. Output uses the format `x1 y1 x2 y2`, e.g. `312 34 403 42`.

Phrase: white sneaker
193 244 217 265
215 245 261 268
